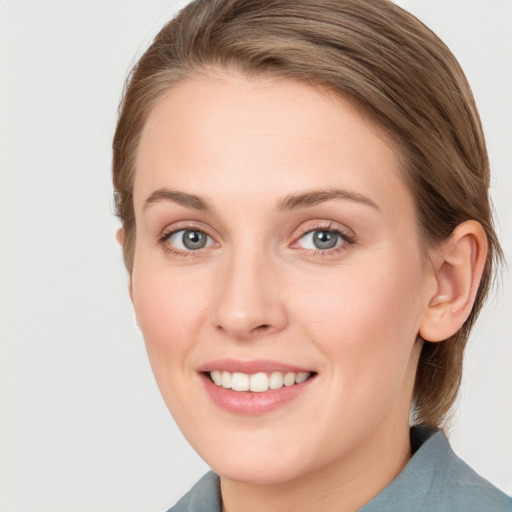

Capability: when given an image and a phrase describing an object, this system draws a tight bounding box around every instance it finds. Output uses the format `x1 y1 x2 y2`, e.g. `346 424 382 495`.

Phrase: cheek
131 265 217 429
291 252 427 379
131 265 211 371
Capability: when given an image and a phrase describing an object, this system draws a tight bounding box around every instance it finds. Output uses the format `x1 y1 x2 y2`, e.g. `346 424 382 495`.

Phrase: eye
164 229 213 251
295 228 353 251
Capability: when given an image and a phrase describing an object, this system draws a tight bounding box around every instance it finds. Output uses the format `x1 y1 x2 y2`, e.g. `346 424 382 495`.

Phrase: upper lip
196 359 314 374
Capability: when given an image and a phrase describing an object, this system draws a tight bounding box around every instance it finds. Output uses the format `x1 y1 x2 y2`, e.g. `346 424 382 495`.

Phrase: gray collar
169 425 510 512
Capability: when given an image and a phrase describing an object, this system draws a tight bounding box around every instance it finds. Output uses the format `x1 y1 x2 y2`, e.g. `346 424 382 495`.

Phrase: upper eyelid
293 220 355 238
291 220 357 250
160 221 217 240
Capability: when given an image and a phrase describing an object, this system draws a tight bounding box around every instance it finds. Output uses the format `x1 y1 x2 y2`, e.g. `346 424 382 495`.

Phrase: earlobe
116 228 125 246
419 220 488 342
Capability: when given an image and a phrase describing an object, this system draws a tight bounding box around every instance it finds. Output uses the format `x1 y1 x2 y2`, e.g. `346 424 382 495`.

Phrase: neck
220 420 411 512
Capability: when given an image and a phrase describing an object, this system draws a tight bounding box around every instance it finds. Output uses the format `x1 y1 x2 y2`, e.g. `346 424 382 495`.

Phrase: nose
211 248 288 341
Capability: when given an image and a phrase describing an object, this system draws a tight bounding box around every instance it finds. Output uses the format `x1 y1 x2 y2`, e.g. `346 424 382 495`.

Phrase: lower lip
201 373 316 415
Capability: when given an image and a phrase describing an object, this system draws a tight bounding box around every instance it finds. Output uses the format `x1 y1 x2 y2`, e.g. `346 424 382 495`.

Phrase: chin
210 457 308 486
194 432 324 486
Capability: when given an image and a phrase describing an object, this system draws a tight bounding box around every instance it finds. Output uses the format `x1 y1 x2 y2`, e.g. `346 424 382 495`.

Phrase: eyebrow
144 189 211 211
143 187 380 213
277 189 380 212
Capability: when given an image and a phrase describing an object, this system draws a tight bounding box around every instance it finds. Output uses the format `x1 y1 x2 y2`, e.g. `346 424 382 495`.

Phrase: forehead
134 72 412 218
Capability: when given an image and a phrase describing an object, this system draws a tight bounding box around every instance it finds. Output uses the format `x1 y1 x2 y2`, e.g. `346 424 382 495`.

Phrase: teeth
250 372 269 392
211 370 222 385
221 371 232 388
283 372 295 386
269 371 283 390
231 372 250 391
295 372 309 384
209 370 311 392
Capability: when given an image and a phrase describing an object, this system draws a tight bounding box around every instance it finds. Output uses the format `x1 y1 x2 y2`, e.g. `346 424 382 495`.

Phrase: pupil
313 231 338 250
183 230 206 250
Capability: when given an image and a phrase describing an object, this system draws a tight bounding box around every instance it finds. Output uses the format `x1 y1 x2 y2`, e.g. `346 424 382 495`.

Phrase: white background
0 1 510 510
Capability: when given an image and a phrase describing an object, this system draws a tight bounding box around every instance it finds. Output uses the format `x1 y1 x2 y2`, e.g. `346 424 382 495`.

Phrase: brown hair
112 0 502 427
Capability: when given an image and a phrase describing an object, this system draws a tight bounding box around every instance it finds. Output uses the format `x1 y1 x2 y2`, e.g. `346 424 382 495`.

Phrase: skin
124 72 486 512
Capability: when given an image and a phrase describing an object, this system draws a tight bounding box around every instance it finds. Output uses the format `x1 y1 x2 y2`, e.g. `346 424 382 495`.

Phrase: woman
112 0 510 510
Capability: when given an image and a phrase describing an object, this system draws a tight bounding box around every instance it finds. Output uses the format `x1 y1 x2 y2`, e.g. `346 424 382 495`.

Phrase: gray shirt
168 426 511 511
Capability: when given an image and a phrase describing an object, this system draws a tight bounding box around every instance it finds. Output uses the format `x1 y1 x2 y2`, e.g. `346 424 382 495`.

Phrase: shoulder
426 432 511 511
166 472 221 512
361 426 511 512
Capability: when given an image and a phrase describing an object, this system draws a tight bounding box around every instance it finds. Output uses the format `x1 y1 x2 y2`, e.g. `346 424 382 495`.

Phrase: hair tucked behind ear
112 0 503 428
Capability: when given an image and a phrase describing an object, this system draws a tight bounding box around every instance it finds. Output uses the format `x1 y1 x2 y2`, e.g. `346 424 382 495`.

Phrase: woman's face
130 73 437 484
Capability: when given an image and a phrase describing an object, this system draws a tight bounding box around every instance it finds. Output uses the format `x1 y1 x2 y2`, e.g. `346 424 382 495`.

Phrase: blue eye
166 229 212 251
298 229 345 250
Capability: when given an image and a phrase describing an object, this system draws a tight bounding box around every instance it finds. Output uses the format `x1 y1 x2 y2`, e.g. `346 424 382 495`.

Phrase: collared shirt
168 426 511 512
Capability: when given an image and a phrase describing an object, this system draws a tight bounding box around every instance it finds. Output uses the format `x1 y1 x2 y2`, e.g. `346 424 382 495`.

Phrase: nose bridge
212 238 286 339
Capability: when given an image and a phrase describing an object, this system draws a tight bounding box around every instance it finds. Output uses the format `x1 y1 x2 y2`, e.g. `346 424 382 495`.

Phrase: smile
199 361 317 414
209 370 311 392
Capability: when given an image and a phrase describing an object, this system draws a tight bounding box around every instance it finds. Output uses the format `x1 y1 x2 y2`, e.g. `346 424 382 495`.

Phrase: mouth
197 360 317 414
206 370 313 392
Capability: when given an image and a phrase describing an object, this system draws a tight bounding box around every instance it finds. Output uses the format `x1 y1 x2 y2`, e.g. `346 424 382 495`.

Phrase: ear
115 228 135 303
116 228 125 246
419 220 488 342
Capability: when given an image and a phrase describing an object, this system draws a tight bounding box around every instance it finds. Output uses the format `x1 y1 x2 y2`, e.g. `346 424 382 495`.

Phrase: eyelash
291 222 356 258
157 221 356 258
